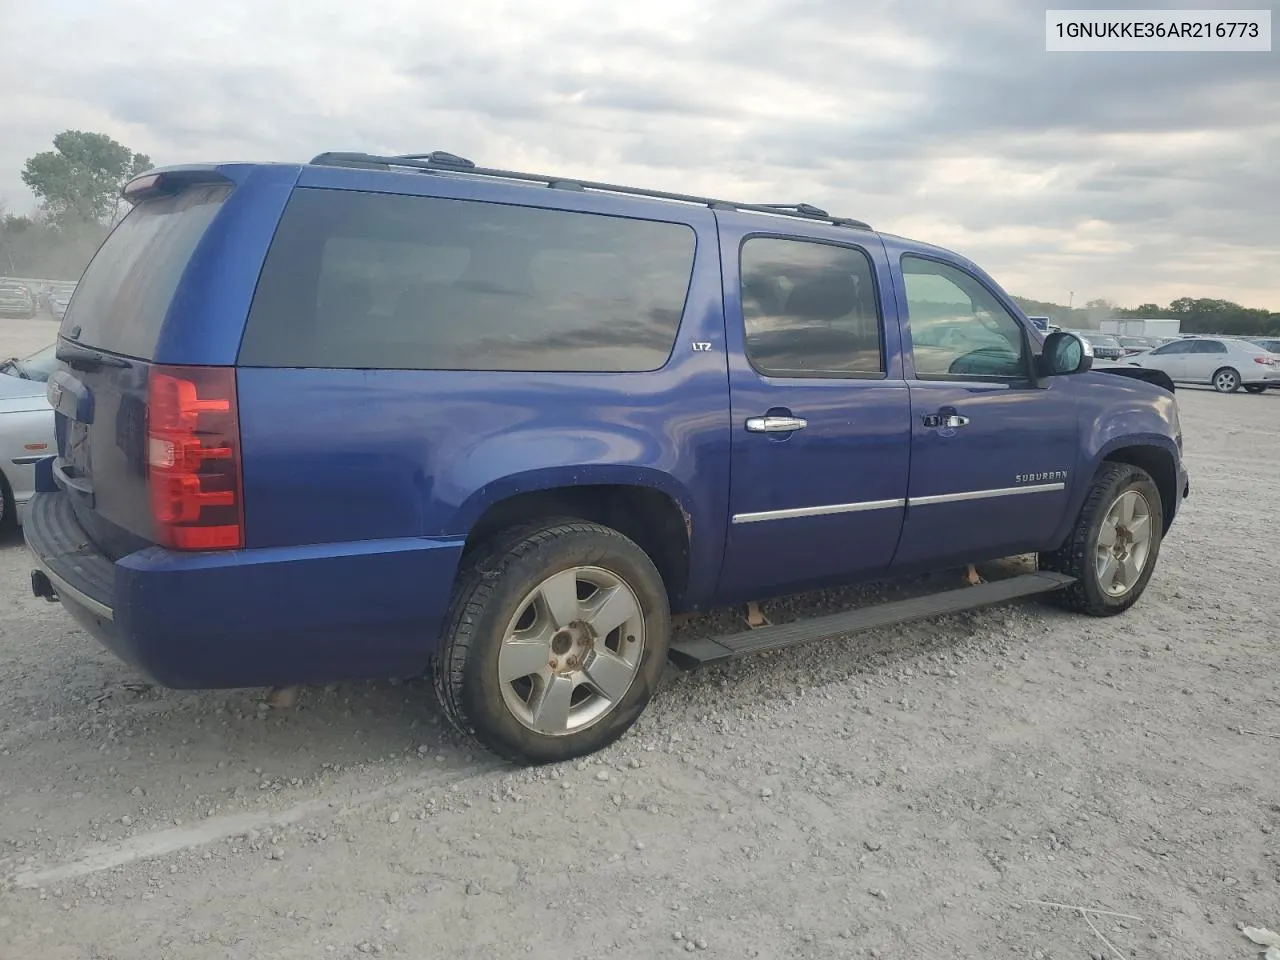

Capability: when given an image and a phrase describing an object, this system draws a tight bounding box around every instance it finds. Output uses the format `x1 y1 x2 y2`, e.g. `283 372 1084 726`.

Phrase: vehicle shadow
0 548 1060 847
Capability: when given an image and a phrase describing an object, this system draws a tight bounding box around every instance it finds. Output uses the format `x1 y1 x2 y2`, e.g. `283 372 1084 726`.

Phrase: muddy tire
433 520 670 765
1040 463 1163 616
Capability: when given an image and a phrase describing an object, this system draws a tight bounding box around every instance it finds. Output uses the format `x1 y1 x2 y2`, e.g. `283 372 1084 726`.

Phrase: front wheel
1244 384 1267 394
1040 463 1163 616
1212 367 1241 393
433 520 670 765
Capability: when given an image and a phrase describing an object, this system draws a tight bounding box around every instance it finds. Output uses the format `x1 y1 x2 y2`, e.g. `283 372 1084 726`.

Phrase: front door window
902 256 1025 379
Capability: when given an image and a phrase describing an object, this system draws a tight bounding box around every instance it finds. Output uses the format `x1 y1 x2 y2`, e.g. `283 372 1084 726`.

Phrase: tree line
1013 295 1279 338
2 129 1277 337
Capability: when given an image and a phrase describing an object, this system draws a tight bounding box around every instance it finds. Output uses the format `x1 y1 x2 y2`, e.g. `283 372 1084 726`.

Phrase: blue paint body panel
713 213 911 601
24 159 1188 690
879 234 1084 572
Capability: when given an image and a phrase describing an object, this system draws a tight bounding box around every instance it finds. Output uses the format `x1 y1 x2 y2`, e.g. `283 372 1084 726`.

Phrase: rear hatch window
50 182 234 557
60 183 232 359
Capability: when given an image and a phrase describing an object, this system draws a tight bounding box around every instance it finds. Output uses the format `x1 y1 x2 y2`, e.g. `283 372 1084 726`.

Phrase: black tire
1244 384 1266 394
1039 463 1163 616
433 519 670 765
0 471 15 535
1212 367 1240 393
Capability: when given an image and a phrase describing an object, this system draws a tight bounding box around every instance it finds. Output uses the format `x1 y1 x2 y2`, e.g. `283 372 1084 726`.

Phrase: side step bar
667 571 1076 669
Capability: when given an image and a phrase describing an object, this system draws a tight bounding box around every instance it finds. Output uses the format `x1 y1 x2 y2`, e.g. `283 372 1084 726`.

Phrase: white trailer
1099 318 1181 338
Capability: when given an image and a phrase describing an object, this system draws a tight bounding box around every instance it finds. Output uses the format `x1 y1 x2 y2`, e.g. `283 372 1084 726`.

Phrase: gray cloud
0 0 1275 307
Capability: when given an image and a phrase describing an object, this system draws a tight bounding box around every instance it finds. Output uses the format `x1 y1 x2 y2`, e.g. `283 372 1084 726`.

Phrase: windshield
0 343 58 381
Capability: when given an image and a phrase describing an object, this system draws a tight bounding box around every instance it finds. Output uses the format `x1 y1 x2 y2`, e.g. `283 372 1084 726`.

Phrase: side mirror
1039 331 1093 377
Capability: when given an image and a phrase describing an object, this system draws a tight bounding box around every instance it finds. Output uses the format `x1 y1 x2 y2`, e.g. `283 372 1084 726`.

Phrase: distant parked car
48 283 76 320
1064 330 1125 361
0 344 56 530
0 281 36 319
1117 335 1155 355
1250 337 1280 356
0 344 59 383
1126 336 1280 393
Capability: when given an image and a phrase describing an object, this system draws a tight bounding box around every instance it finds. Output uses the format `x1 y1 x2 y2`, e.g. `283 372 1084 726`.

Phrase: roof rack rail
306 151 872 231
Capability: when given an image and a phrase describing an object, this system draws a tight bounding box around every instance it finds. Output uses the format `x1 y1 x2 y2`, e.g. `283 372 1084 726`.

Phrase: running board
667 571 1076 669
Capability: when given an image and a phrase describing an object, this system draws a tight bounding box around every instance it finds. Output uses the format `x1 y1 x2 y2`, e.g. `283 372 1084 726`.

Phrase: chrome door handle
746 415 808 433
923 413 970 428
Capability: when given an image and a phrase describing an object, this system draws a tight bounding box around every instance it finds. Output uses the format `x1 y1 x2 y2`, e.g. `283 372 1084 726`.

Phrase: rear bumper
24 491 466 689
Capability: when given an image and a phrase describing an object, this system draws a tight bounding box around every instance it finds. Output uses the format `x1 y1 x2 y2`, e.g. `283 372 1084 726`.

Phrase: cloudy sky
1 0 1276 308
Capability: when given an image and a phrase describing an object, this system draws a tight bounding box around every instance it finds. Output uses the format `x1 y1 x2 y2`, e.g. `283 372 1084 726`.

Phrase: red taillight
1253 356 1273 365
147 365 244 550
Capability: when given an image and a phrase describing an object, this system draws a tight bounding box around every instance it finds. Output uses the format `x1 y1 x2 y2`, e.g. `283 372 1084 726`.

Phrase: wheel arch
1100 443 1179 533
1211 365 1241 390
455 474 696 610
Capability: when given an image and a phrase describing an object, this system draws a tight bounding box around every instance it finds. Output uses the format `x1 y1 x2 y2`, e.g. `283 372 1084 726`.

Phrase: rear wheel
1244 384 1266 394
1040 463 1163 616
434 520 670 765
1212 367 1240 393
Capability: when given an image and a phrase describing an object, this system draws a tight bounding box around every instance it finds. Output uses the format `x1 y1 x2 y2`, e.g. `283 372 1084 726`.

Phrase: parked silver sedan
0 344 56 530
1124 335 1280 393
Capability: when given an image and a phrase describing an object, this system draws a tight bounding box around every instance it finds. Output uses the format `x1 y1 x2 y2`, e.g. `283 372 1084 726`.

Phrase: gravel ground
1 317 1277 960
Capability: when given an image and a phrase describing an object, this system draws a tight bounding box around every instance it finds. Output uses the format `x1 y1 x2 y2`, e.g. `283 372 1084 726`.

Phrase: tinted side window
1200 340 1227 353
239 188 696 372
739 237 883 377
901 256 1025 379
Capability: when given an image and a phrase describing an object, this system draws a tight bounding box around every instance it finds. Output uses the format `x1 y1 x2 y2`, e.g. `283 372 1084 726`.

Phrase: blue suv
25 151 1189 765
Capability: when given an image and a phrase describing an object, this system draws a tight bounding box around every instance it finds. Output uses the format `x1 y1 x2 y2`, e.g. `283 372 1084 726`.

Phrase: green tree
1116 303 1163 318
20 130 151 227
0 206 109 280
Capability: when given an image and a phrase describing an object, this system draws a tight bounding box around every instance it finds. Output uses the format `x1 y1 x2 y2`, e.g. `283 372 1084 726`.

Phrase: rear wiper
55 340 130 371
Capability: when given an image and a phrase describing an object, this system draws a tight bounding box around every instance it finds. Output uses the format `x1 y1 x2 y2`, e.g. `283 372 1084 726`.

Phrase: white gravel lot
1 316 1277 960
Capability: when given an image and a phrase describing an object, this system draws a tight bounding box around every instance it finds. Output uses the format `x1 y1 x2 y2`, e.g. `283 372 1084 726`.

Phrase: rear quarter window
60 184 232 360
238 188 698 372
